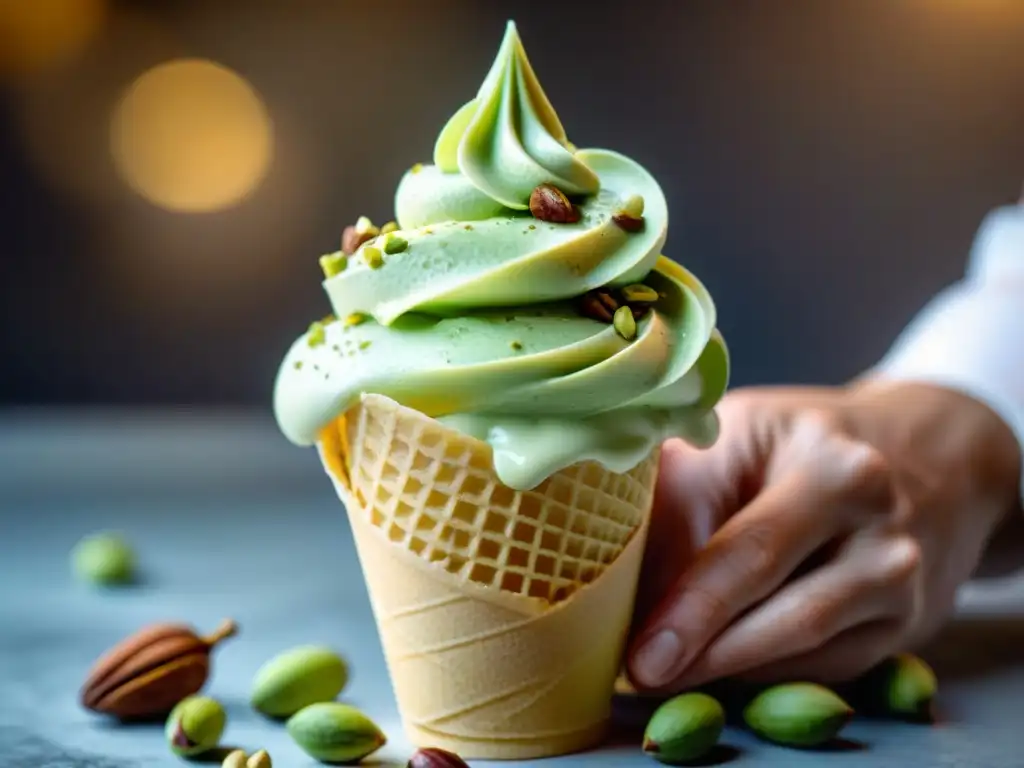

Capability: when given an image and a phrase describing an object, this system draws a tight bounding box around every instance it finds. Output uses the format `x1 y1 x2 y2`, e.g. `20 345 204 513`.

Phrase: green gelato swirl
273 20 730 490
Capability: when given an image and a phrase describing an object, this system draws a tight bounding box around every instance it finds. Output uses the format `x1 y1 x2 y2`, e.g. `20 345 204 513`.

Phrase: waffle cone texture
318 394 657 759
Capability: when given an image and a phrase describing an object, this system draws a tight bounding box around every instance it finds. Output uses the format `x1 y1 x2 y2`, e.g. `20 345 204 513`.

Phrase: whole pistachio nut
251 645 348 718
855 653 938 720
247 749 272 768
643 692 725 765
222 749 247 768
744 682 852 748
72 532 136 586
286 702 386 763
165 695 226 757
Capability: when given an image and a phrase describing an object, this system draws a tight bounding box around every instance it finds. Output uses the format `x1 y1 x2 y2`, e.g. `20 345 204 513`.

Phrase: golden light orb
110 58 273 213
0 0 107 77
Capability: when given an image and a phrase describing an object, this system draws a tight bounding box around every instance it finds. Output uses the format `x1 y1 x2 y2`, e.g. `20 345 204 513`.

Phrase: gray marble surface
2 409 1024 768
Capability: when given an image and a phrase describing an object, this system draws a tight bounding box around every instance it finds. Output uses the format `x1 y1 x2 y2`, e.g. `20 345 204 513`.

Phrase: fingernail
632 629 683 687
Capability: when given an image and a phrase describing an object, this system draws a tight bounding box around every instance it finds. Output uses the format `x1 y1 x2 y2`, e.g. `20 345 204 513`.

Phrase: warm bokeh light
0 0 107 77
110 58 273 213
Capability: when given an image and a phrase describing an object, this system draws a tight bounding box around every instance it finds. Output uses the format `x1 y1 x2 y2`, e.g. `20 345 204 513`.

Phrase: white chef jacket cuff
873 205 1024 507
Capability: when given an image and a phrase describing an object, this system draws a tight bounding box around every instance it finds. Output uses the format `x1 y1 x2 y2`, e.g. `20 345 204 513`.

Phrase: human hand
626 380 1022 692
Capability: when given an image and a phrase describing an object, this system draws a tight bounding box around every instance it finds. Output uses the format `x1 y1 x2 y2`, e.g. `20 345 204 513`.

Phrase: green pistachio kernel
621 284 659 304
380 221 399 235
362 246 384 269
354 216 378 236
621 193 645 219
319 252 347 278
307 321 326 348
381 234 408 255
613 305 637 341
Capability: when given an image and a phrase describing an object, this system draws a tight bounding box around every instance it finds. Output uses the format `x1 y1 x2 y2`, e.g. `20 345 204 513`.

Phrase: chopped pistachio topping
363 246 384 269
354 216 378 236
382 234 408 254
319 252 348 278
621 194 645 219
463 224 473 230
613 305 637 341
294 360 303 370
307 321 327 347
380 221 399 235
359 340 372 350
510 340 523 351
344 312 369 327
621 284 659 304
411 163 423 174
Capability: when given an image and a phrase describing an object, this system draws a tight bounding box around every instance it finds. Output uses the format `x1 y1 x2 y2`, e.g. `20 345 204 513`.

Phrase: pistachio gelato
273 20 729 490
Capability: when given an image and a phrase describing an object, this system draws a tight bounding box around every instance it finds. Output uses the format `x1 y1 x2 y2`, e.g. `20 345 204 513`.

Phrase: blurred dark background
2 0 1023 408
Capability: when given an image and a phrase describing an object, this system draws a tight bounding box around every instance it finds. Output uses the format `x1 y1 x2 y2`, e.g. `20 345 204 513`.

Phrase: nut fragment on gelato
273 20 729 490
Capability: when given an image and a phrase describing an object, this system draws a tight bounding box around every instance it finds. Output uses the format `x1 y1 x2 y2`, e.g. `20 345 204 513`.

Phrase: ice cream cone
317 393 658 759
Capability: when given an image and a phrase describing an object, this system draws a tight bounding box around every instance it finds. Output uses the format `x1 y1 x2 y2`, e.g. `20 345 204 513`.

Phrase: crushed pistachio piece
528 224 536 230
621 284 659 304
464 224 473 230
307 321 327 348
354 216 378 236
293 360 303 370
380 221 399 235
382 234 408 254
359 340 372 350
344 312 369 327
363 246 384 269
613 305 637 341
510 340 523 351
411 163 423 174
319 252 348 278
621 194 645 219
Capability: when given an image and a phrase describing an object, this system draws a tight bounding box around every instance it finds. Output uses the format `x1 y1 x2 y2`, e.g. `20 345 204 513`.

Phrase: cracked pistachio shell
286 702 385 763
165 695 226 757
251 646 348 718
247 748 272 768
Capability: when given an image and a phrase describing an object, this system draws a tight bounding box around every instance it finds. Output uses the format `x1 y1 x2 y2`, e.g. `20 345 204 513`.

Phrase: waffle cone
318 394 657 759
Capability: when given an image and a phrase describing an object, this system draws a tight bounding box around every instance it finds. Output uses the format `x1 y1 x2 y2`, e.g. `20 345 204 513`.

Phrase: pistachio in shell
643 692 725 765
72 532 136 586
857 653 938 720
743 682 852 748
251 645 348 718
80 618 238 719
247 749 272 768
222 749 248 768
286 702 386 764
165 695 226 757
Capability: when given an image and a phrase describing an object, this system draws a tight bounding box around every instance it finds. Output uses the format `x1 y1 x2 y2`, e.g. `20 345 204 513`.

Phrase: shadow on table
918 615 1024 682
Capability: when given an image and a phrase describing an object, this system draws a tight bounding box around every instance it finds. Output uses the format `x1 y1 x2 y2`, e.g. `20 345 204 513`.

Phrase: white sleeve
874 203 1024 505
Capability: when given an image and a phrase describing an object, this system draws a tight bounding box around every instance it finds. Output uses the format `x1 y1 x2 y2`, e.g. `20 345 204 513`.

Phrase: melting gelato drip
273 20 730 490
